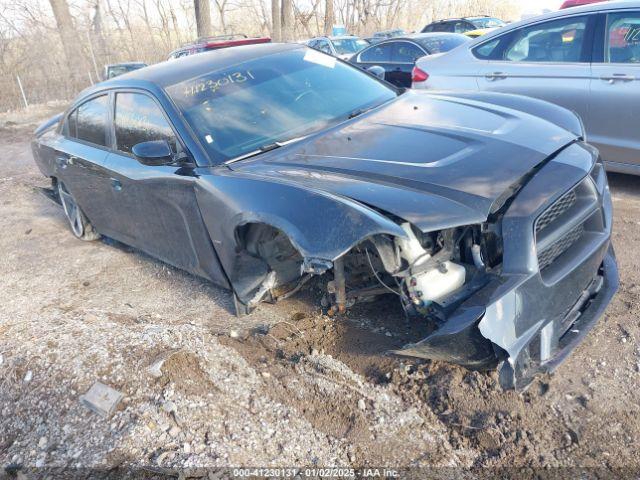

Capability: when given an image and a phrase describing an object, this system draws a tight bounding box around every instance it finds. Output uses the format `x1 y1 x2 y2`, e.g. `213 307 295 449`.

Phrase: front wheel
57 181 100 241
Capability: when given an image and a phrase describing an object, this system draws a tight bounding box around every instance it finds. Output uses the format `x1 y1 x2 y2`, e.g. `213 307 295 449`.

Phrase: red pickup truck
560 0 607 9
168 34 271 60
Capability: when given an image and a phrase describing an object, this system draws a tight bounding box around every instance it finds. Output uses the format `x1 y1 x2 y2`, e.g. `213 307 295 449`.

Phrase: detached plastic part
394 305 498 370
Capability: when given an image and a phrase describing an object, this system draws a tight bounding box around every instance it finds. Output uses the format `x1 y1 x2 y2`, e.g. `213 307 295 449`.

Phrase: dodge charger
31 43 618 389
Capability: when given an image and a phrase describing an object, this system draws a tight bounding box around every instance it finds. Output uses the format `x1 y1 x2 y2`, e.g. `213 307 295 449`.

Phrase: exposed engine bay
320 223 503 335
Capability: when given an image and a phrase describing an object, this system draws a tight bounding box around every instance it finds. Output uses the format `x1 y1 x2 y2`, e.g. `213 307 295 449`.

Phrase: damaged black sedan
32 44 618 389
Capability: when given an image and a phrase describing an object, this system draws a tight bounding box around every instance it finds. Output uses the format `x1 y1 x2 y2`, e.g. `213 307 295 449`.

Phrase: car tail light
412 66 429 83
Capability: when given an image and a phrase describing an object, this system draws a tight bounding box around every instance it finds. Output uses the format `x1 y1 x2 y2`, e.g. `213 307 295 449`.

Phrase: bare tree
281 0 292 41
194 0 212 37
271 0 281 41
323 0 333 35
48 0 83 69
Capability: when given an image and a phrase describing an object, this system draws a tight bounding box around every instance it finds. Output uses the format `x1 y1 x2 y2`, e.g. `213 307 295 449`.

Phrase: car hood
229 91 578 232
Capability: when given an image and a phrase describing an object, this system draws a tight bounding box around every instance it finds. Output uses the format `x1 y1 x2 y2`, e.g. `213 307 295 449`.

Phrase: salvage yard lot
1 107 640 472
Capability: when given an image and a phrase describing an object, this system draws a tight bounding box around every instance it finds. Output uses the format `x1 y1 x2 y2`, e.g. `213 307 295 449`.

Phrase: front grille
534 177 601 276
537 223 584 270
535 190 576 234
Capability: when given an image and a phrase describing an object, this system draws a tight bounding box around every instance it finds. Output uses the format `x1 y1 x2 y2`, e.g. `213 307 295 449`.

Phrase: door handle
601 74 635 83
110 178 122 191
485 72 508 81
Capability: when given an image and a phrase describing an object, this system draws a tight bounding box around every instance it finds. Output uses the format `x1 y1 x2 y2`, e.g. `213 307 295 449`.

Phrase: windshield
332 38 369 55
416 34 469 53
166 48 396 163
470 17 505 29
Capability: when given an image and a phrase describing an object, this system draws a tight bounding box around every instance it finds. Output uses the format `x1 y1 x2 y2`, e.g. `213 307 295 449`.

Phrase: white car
306 35 370 60
413 0 640 175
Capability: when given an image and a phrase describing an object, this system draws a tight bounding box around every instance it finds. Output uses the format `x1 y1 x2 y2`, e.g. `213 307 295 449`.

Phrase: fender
194 171 407 306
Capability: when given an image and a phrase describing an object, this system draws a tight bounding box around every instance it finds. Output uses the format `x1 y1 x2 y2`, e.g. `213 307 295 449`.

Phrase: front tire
57 181 100 241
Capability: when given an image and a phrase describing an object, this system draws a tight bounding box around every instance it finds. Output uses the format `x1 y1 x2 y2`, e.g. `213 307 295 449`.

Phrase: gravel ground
1 106 640 476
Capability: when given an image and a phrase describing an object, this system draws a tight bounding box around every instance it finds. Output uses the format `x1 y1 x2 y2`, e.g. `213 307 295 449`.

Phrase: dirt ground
1 106 640 477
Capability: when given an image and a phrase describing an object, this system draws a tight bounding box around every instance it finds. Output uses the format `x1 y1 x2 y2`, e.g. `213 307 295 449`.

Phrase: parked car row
413 0 640 176
348 33 469 87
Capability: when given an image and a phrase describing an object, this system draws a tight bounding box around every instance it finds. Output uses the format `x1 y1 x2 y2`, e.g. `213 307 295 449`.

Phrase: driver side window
114 92 177 154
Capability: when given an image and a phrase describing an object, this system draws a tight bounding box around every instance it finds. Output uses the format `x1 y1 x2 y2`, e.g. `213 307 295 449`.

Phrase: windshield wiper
224 135 308 165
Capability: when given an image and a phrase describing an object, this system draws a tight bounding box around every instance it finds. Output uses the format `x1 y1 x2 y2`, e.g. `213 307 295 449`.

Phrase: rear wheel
57 181 100 241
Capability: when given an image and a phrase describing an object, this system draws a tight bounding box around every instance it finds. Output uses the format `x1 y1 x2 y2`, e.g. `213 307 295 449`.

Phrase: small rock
0 353 3 365
261 371 271 379
162 401 177 414
183 442 191 454
357 399 366 411
348 452 356 462
35 457 46 468
229 330 239 339
148 359 166 379
79 382 123 417
168 426 181 438
24 229 32 235
156 451 170 466
23 371 32 383
38 437 47 449
385 331 392 337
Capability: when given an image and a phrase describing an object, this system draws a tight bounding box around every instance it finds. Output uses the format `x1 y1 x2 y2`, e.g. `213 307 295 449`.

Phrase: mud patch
158 351 218 397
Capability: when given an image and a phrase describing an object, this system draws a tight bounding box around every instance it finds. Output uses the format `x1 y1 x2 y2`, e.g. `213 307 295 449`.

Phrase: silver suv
413 1 640 175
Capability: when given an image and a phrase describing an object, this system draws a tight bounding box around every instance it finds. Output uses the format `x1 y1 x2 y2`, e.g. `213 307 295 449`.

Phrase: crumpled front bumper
396 142 619 389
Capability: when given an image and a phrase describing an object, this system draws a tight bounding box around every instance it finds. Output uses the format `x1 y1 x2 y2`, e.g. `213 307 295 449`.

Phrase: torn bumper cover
396 143 618 389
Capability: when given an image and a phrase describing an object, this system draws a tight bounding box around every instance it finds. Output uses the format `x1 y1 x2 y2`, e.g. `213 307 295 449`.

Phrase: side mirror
132 140 174 166
367 65 386 80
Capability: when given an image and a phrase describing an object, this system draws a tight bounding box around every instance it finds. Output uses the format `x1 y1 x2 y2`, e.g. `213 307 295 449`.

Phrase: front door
588 10 640 169
477 15 594 123
103 91 207 276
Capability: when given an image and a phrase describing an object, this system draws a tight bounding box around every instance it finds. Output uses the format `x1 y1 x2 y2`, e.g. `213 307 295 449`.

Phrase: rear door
55 94 115 233
476 14 595 122
588 10 640 169
388 41 427 88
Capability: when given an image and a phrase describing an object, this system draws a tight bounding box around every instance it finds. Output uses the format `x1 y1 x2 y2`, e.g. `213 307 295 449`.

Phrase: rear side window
473 38 502 59
391 42 425 63
114 93 176 154
74 95 109 146
606 11 640 63
360 43 392 62
503 16 588 63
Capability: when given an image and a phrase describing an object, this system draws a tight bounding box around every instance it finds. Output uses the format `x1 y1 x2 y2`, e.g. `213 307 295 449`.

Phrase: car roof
375 32 467 43
312 35 360 40
92 43 301 93
106 62 146 68
471 0 640 46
